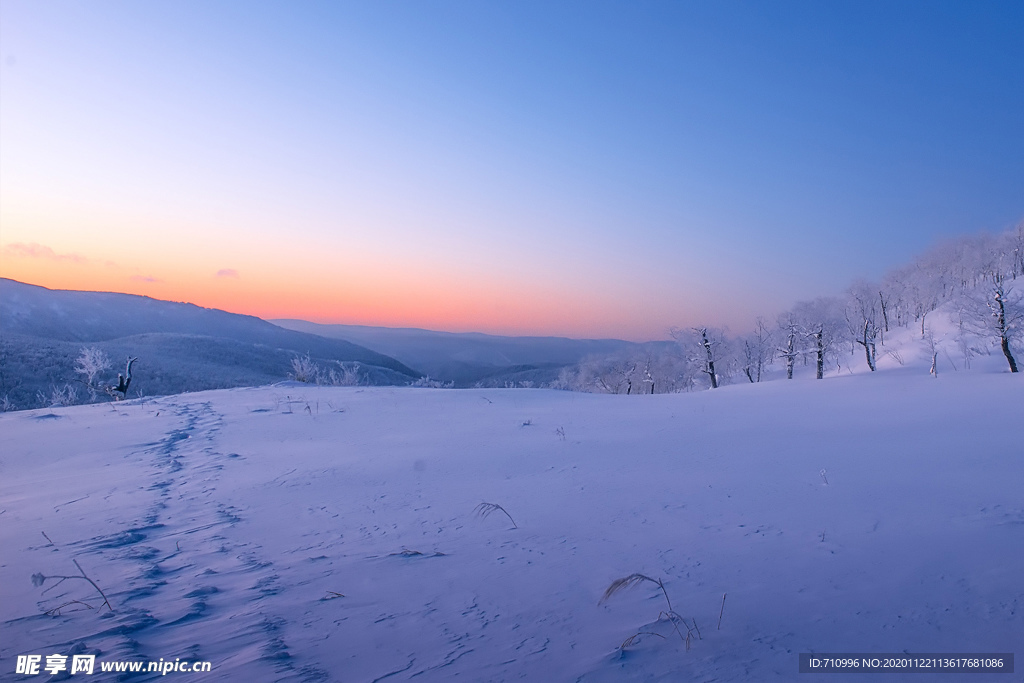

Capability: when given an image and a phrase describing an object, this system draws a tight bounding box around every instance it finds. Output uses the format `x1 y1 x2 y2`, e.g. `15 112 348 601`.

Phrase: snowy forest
555 224 1024 393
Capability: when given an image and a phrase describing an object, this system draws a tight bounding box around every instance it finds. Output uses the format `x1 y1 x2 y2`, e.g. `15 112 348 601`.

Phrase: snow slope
1 372 1021 681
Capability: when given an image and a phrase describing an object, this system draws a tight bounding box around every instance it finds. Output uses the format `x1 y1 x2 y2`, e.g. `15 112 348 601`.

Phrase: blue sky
1 1 1022 339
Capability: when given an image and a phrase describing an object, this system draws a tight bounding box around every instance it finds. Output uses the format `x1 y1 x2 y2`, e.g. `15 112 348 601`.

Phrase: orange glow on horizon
0 248 670 340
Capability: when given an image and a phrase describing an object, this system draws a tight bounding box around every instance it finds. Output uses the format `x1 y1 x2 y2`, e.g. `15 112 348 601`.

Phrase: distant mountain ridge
1 279 413 369
271 319 638 386
0 279 420 409
0 278 644 409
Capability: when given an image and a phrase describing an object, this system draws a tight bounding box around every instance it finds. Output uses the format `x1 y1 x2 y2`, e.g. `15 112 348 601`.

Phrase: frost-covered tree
791 297 844 379
907 265 943 337
846 281 880 371
740 317 774 383
880 267 916 329
776 314 800 380
553 344 695 395
964 272 1022 373
555 354 630 394
549 222 1023 395
74 346 112 401
1008 223 1024 280
671 327 730 389
595 356 638 394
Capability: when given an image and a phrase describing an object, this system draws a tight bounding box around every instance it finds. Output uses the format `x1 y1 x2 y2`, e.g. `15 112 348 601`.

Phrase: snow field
1 372 1021 681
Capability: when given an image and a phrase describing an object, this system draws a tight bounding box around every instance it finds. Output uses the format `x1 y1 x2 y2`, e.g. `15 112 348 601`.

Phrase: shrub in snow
411 376 453 388
74 346 111 401
37 383 78 408
327 361 362 386
290 354 321 383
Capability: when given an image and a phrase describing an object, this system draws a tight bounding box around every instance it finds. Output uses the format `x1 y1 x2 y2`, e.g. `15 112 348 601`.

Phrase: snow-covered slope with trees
2 364 1020 681
557 226 1024 394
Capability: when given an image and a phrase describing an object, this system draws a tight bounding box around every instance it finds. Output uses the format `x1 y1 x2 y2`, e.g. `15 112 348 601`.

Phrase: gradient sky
1 2 1022 340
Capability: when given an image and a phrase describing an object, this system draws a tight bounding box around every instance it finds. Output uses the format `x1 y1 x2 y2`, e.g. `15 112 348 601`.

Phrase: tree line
554 224 1023 393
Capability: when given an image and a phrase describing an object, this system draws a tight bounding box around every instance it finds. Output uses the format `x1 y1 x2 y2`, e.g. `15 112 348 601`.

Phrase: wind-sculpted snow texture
1 374 1021 681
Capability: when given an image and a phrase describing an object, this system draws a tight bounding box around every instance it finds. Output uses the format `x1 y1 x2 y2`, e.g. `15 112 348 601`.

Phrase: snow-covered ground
2 366 1021 680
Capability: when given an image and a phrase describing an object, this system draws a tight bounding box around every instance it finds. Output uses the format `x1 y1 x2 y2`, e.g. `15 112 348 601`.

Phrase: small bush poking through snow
411 376 453 388
37 383 78 408
290 354 320 383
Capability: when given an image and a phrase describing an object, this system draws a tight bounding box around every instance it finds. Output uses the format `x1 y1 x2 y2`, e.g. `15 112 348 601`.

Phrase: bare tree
878 288 891 334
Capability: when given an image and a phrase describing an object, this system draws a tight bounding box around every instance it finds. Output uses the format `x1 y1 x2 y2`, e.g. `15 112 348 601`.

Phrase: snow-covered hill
2 369 1020 681
0 279 421 409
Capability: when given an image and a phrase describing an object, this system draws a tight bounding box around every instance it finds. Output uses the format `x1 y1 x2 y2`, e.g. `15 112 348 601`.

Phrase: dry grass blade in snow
474 502 517 529
601 573 702 650
620 631 666 648
600 573 670 609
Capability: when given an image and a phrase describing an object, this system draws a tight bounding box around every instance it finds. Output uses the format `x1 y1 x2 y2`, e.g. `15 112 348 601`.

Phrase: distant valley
271 319 637 387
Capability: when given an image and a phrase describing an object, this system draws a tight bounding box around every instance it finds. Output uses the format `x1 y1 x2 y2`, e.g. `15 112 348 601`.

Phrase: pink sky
2 4 1021 340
